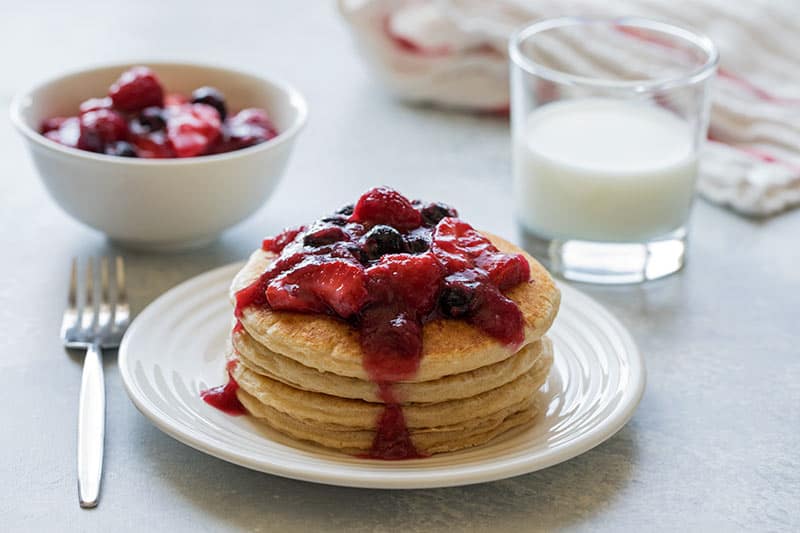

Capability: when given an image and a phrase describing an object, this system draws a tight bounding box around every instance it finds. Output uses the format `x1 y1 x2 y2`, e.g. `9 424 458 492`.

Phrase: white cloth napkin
339 0 800 216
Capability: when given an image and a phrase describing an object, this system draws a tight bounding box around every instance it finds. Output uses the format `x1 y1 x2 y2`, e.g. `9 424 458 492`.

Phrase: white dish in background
119 263 645 489
10 62 307 250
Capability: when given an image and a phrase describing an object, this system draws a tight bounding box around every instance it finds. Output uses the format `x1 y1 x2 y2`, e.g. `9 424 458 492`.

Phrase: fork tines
62 257 130 347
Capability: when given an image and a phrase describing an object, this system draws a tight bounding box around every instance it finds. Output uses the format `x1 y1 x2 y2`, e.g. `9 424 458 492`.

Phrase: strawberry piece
366 253 444 315
431 220 474 272
266 259 368 318
131 131 175 158
432 217 495 264
432 217 530 287
262 226 305 254
166 103 221 157
234 252 307 317
218 108 278 151
350 187 422 231
108 66 164 112
477 253 530 291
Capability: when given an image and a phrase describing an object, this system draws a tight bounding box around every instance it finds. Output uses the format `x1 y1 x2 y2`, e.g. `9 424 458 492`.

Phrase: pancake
234 327 553 403
238 389 539 455
230 232 560 382
229 347 553 430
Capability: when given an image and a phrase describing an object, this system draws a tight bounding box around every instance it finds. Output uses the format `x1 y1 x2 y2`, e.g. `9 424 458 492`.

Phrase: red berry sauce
40 66 279 158
201 360 246 416
225 187 531 459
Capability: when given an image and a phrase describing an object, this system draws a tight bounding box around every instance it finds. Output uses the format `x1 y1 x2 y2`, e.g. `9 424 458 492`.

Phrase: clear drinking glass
510 17 718 284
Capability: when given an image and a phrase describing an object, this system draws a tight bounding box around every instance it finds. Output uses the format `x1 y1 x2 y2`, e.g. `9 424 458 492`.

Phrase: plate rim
118 262 646 489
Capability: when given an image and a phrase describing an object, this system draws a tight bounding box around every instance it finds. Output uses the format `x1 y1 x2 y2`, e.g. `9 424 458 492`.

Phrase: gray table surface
2 1 798 531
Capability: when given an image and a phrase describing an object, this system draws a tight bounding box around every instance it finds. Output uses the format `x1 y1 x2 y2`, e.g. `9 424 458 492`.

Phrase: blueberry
347 245 369 265
421 202 458 226
130 107 166 134
439 284 473 318
363 225 405 260
405 234 430 254
191 86 227 120
105 141 138 157
320 214 349 226
337 204 354 216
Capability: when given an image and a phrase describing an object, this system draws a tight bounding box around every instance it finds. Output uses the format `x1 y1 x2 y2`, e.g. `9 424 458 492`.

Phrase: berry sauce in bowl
40 66 280 159
11 62 307 250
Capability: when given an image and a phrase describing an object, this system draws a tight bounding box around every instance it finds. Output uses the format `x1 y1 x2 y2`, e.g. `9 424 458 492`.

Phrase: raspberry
108 66 164 112
350 187 422 231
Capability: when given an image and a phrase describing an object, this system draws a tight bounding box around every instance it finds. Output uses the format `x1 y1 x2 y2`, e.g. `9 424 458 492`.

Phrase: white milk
513 98 698 243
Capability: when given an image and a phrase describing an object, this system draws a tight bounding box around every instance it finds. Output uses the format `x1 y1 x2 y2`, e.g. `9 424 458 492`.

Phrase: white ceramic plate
119 263 645 489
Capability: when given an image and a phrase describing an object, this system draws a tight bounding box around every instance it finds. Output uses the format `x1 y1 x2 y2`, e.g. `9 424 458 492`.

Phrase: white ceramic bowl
11 62 307 250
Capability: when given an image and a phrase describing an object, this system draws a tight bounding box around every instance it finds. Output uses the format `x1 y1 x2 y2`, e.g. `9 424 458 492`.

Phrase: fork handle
77 342 105 508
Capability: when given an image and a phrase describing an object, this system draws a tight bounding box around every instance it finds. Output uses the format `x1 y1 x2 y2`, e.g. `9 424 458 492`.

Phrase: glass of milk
510 17 718 284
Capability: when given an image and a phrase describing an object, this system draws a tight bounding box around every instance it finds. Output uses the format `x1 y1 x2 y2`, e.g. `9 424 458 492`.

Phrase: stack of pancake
227 234 560 456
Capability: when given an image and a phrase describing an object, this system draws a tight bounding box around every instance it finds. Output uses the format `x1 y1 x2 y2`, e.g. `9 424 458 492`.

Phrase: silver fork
61 257 130 508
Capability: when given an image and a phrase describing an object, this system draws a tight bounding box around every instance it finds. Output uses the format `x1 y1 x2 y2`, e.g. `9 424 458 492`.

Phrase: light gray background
1 1 798 531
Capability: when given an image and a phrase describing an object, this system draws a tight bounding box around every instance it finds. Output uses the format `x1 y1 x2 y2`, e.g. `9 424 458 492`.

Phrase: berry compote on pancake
205 187 532 459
